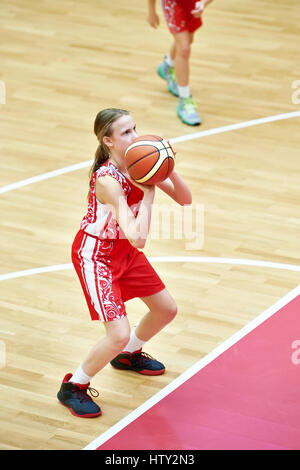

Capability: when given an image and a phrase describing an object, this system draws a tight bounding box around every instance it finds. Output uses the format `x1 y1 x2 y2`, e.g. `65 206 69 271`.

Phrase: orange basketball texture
124 135 175 185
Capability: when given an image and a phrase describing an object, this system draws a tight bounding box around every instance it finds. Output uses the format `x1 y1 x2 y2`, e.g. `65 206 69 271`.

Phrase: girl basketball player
57 108 192 417
147 0 213 126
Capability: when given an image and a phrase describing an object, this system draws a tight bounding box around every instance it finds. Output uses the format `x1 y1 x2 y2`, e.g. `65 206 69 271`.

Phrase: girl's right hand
127 175 155 195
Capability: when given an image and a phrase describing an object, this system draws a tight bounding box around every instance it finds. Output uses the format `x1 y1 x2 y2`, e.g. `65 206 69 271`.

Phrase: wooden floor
0 0 299 450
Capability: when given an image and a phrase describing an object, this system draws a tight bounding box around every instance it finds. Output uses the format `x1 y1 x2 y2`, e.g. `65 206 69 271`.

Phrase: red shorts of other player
161 0 203 34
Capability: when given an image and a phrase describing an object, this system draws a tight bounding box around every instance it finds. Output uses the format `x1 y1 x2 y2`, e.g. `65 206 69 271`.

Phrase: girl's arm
147 0 160 28
96 176 155 249
156 170 192 206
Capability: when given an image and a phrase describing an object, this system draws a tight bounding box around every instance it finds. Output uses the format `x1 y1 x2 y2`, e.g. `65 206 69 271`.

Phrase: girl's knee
183 45 191 60
164 299 178 322
105 321 130 352
178 44 191 60
112 331 130 351
170 301 178 319
174 34 191 60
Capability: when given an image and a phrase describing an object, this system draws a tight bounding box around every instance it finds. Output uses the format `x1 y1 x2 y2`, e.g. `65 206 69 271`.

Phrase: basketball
124 134 175 185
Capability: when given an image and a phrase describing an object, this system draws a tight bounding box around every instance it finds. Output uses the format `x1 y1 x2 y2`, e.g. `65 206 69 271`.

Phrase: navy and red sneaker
110 349 165 376
57 373 102 418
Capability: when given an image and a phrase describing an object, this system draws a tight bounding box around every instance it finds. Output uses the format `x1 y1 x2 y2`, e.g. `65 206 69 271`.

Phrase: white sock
178 85 191 99
123 330 146 353
165 54 174 67
71 364 93 385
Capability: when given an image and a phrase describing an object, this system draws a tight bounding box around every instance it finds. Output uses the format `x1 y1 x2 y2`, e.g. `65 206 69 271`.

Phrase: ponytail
88 143 109 196
88 108 129 197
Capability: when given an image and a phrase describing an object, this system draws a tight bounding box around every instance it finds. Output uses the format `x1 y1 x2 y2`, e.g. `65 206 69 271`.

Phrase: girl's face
103 114 138 164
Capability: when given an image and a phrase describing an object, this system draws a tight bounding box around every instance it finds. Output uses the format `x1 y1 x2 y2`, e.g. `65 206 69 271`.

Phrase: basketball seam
126 137 174 184
125 137 163 157
136 156 173 184
126 148 160 170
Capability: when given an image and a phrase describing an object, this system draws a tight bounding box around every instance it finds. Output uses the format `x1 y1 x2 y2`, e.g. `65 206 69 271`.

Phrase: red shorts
71 230 165 322
161 0 203 34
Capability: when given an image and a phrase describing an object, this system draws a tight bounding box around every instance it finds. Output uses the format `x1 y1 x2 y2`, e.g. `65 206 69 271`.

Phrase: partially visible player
57 108 192 418
147 0 213 126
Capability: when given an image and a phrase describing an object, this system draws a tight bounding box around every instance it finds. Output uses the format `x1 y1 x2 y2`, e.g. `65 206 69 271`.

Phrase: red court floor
87 287 300 450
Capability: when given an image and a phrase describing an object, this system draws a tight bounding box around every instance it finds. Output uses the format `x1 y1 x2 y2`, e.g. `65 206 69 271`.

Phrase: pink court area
97 292 300 450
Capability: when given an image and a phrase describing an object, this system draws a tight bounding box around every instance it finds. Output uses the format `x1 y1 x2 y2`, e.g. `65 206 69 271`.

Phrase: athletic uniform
72 160 165 322
161 0 203 34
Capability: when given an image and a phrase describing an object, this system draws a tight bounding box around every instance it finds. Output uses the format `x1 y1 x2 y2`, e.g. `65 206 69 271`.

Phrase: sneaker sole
157 65 167 81
111 363 165 376
57 396 102 418
177 110 201 126
167 86 179 97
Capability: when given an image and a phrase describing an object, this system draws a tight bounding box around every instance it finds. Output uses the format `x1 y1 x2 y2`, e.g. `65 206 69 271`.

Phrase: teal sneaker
157 58 179 97
177 96 201 126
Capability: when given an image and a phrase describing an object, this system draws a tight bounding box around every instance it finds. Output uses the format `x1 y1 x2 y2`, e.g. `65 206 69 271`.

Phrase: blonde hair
88 108 129 195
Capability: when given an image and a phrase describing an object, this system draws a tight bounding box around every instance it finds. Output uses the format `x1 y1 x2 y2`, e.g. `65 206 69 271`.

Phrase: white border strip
0 257 300 281
84 284 300 450
1 111 300 194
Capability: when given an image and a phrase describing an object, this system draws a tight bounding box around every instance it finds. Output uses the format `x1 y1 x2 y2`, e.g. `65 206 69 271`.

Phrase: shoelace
131 351 155 366
182 97 197 112
73 385 99 403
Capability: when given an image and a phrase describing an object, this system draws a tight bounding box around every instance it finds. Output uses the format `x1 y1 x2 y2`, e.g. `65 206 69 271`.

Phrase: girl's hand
166 140 176 179
147 10 160 28
167 140 176 157
127 175 155 195
191 1 205 17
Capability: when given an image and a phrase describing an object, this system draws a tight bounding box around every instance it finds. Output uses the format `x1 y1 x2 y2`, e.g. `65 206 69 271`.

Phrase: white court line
0 160 93 195
1 110 300 194
170 110 300 143
83 284 300 450
1 257 300 281
0 263 73 281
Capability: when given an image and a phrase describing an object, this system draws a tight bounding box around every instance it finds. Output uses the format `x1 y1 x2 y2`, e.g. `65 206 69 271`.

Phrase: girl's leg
58 317 130 418
110 289 177 375
135 288 177 342
169 39 176 63
172 30 193 87
160 33 196 102
80 316 131 377
173 31 201 125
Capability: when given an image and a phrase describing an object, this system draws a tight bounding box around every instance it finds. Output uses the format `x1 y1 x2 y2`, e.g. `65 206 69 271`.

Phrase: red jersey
72 160 165 322
80 160 143 242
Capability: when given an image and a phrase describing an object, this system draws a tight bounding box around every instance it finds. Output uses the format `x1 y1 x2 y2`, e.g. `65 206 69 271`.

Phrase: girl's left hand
191 1 205 17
